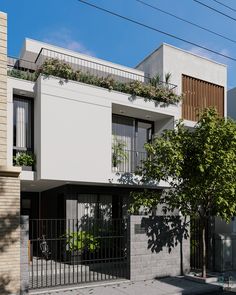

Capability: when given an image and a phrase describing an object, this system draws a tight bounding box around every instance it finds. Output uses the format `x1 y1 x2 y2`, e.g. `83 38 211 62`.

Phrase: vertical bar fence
29 218 128 289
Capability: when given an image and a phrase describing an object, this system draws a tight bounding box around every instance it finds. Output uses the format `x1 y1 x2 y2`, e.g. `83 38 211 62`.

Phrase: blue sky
1 0 236 88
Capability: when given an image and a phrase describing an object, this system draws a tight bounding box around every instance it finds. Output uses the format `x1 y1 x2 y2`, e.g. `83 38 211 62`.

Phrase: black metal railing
35 48 177 90
190 218 214 271
112 149 147 173
29 218 128 289
7 47 177 93
7 57 37 82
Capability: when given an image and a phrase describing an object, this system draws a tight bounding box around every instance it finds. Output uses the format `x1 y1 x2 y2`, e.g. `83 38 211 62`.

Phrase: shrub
13 152 35 167
9 58 182 106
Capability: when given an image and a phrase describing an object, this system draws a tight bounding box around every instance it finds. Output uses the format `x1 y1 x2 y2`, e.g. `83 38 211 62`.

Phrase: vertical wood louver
182 74 224 121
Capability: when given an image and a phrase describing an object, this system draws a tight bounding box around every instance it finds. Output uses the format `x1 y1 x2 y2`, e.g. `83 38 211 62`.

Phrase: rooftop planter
8 58 182 106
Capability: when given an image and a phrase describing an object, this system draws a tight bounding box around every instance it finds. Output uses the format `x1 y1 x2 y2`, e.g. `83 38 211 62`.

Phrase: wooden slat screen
182 75 224 121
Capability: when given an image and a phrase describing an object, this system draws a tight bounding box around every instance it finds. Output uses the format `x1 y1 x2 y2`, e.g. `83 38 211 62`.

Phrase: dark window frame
13 95 34 153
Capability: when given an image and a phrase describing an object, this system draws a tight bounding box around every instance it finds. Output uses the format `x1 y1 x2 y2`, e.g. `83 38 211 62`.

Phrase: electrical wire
193 0 236 22
78 0 236 62
210 0 236 13
136 0 236 44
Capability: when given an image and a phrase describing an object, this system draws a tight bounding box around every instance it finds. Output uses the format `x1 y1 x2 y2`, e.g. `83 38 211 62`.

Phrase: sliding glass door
112 114 153 172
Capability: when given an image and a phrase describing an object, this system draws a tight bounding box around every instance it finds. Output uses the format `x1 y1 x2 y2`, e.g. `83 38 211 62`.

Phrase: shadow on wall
141 215 189 275
114 172 156 186
0 178 26 294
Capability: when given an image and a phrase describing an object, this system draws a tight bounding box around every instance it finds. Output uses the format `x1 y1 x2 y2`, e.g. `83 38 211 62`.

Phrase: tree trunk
201 219 207 278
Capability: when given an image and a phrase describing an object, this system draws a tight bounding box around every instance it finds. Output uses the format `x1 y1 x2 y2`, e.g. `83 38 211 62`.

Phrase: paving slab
30 277 222 295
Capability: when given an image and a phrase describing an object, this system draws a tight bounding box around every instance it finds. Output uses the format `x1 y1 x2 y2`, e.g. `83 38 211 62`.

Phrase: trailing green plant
112 137 128 168
36 58 75 81
8 69 37 81
13 152 35 167
65 231 99 253
8 58 182 105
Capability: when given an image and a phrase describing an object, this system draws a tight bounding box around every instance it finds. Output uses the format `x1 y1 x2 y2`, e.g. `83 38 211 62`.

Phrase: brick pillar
0 11 7 166
0 12 22 295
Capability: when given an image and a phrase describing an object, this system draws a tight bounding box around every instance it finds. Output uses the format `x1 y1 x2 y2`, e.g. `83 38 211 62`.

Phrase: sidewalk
30 277 223 295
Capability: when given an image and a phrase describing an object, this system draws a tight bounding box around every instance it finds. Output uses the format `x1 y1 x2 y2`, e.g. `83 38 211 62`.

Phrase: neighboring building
0 11 228 294
227 87 236 120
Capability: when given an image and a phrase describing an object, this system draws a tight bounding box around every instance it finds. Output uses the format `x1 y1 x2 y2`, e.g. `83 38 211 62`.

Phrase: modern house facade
0 11 228 294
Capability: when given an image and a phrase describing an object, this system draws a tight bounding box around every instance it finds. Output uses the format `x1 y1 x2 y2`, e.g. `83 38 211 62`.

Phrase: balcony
7 48 180 106
112 149 147 173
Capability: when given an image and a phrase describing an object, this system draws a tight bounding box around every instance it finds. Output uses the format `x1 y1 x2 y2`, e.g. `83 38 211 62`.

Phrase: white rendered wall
7 74 180 185
227 87 236 120
36 76 180 184
37 76 111 182
137 43 227 119
136 45 164 80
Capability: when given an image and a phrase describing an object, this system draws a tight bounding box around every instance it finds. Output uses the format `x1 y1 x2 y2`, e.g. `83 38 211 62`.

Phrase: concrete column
0 11 22 295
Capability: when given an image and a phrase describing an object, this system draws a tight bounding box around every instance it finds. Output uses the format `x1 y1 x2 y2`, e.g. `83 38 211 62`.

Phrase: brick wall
0 12 7 166
0 175 21 294
0 11 22 295
128 215 190 281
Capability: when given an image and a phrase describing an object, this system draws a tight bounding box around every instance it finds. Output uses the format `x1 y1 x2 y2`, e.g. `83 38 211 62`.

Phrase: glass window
13 96 33 151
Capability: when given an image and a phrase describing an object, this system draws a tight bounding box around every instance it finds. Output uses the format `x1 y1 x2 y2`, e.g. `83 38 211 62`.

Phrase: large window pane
112 115 135 151
13 96 33 150
112 115 153 172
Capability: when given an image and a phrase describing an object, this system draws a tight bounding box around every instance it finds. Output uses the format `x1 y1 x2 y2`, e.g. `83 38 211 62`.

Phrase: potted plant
64 231 99 264
13 152 35 171
112 137 128 172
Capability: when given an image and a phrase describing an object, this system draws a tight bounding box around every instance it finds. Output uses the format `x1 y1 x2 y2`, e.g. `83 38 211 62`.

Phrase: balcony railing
112 149 147 173
7 48 177 91
35 48 177 90
7 48 180 105
7 57 37 82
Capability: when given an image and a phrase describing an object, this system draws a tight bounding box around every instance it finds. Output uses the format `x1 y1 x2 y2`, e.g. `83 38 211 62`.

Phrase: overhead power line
136 0 236 44
193 0 236 22
78 0 236 62
210 0 236 13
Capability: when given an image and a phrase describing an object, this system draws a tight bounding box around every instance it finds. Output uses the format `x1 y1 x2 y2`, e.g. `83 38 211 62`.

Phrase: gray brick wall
128 215 190 281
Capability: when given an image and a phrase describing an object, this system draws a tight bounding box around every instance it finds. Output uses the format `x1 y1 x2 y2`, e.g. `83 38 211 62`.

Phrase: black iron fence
190 218 214 271
112 149 147 173
29 218 128 289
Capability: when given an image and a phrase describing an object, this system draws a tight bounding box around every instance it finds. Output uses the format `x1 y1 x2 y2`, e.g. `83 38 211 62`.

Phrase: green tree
130 108 236 277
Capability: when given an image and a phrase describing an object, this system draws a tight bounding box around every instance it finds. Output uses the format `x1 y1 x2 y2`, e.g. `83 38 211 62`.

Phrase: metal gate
190 218 214 270
29 218 128 289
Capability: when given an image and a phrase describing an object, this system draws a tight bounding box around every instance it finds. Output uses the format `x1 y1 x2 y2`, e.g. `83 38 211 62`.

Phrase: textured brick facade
0 12 7 167
0 11 22 295
0 174 21 295
128 215 190 281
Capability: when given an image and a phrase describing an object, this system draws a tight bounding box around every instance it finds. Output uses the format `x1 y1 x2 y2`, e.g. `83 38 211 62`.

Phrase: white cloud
42 28 94 56
187 45 231 66
187 46 213 60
